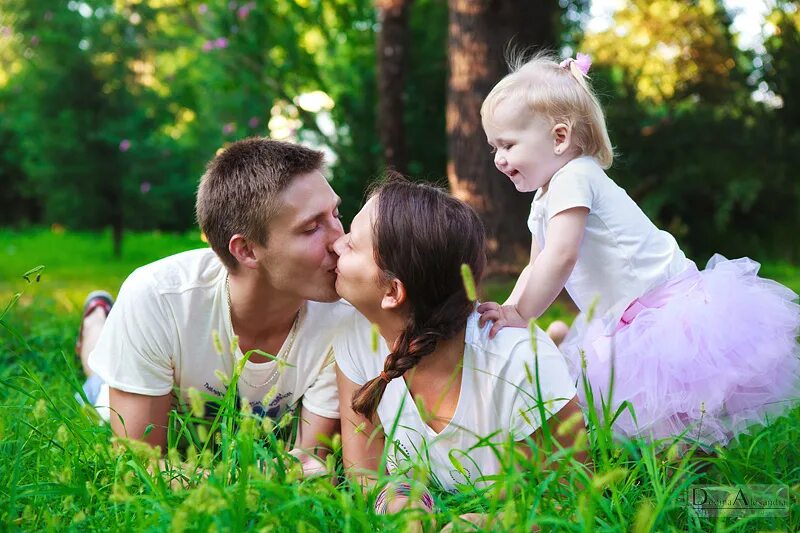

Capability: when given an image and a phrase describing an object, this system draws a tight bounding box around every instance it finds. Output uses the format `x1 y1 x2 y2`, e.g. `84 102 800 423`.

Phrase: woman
332 178 586 517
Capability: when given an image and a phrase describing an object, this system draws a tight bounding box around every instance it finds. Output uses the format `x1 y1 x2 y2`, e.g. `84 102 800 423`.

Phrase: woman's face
332 197 387 317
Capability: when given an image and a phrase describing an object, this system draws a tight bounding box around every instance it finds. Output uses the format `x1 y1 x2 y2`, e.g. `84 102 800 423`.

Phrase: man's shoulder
128 248 223 294
303 299 358 333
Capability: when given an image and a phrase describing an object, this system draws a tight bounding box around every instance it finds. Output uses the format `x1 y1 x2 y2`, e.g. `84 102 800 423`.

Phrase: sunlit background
1 0 798 283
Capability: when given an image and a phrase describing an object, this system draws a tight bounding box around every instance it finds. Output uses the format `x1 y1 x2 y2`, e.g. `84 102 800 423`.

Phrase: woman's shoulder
465 312 576 414
465 311 565 370
331 306 386 378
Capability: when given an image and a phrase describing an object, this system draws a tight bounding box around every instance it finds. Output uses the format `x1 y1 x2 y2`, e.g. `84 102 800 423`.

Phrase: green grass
1 228 799 531
0 228 204 311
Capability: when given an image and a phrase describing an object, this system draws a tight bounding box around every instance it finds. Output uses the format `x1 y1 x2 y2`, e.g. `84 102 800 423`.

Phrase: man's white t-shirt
89 248 348 420
527 156 689 327
334 308 576 492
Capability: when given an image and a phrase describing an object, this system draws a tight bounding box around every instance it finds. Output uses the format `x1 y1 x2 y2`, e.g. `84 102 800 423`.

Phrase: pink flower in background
30 35 39 46
1 27 10 37
198 3 208 14
238 2 255 20
140 181 151 194
202 40 214 52
119 139 131 152
223 123 235 135
248 116 259 128
214 37 229 49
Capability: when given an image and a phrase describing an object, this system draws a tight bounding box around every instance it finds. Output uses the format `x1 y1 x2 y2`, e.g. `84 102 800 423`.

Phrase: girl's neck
542 153 583 194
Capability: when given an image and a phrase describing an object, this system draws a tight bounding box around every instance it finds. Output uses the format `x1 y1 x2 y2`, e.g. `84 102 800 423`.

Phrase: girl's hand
477 302 528 338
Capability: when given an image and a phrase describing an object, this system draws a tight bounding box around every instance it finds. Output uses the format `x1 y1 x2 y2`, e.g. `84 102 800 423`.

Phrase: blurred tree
3 2 133 255
446 0 560 272
579 0 799 261
582 0 744 105
760 0 800 260
376 0 412 173
404 0 447 180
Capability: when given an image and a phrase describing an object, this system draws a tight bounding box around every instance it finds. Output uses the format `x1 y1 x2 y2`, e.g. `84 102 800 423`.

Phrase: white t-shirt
88 248 349 420
528 156 689 326
334 308 576 492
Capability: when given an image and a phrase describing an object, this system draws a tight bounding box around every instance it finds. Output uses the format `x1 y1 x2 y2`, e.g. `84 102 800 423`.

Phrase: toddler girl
477 52 800 449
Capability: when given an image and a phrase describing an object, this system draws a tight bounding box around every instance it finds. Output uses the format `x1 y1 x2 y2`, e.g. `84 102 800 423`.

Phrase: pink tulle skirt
561 255 800 449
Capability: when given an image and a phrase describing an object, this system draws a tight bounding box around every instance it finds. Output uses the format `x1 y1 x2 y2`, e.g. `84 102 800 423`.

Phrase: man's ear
380 278 407 310
228 234 260 270
552 122 573 155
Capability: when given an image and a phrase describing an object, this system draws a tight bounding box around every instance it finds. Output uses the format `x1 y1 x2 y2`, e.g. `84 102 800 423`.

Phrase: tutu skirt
561 255 800 449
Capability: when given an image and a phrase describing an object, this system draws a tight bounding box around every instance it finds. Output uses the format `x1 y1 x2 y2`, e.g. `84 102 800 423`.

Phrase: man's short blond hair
196 138 325 270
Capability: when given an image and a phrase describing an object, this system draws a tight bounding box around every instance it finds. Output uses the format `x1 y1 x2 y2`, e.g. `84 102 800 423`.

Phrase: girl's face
483 99 568 193
332 197 387 319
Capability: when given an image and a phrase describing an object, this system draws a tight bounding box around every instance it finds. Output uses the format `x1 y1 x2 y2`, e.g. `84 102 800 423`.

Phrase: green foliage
0 0 798 263
581 0 800 261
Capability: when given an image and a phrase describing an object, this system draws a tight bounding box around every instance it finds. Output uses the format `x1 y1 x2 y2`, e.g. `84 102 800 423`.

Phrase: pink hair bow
560 53 592 76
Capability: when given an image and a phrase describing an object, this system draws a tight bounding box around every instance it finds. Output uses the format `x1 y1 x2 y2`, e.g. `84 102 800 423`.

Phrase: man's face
254 170 343 302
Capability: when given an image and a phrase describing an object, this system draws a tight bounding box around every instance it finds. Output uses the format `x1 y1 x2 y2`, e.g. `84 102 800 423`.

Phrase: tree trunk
377 0 413 173
447 0 557 273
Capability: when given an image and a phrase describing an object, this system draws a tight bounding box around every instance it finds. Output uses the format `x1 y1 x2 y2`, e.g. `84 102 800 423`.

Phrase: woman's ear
229 234 260 270
552 122 572 155
381 278 407 310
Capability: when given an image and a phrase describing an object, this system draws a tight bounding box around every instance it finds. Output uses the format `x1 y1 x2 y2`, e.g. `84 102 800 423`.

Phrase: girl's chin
513 182 537 193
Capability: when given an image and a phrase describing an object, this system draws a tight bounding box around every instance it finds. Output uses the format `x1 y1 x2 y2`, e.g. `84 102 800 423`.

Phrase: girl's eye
504 143 514 150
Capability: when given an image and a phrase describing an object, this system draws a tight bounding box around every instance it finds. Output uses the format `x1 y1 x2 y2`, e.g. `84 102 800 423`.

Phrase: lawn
1 228 798 531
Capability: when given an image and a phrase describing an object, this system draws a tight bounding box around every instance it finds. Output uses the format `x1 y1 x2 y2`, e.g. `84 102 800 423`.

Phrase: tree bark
447 0 557 273
377 0 413 173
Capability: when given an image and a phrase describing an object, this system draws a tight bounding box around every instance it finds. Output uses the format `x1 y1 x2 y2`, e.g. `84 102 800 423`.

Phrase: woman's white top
335 308 576 492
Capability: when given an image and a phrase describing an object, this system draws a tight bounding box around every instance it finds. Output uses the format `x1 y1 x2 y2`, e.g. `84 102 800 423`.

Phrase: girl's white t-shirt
89 248 349 420
528 156 689 326
334 308 576 492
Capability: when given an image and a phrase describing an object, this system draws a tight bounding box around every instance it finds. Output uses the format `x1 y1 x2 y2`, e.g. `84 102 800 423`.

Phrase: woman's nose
331 233 347 255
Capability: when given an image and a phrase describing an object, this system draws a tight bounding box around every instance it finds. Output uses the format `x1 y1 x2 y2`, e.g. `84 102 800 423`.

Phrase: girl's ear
380 278 407 310
552 123 573 155
228 234 260 270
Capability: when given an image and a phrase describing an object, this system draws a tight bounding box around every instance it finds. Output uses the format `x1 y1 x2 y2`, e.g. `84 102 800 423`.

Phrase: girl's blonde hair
481 50 614 169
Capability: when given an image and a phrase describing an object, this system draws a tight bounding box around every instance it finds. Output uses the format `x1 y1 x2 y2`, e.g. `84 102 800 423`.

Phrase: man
78 138 349 469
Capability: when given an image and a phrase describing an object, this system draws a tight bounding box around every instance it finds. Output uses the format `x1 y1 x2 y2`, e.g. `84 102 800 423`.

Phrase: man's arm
109 387 173 450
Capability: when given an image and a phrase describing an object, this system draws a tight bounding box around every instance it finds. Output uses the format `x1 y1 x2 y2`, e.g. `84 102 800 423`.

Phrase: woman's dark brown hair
350 178 486 419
